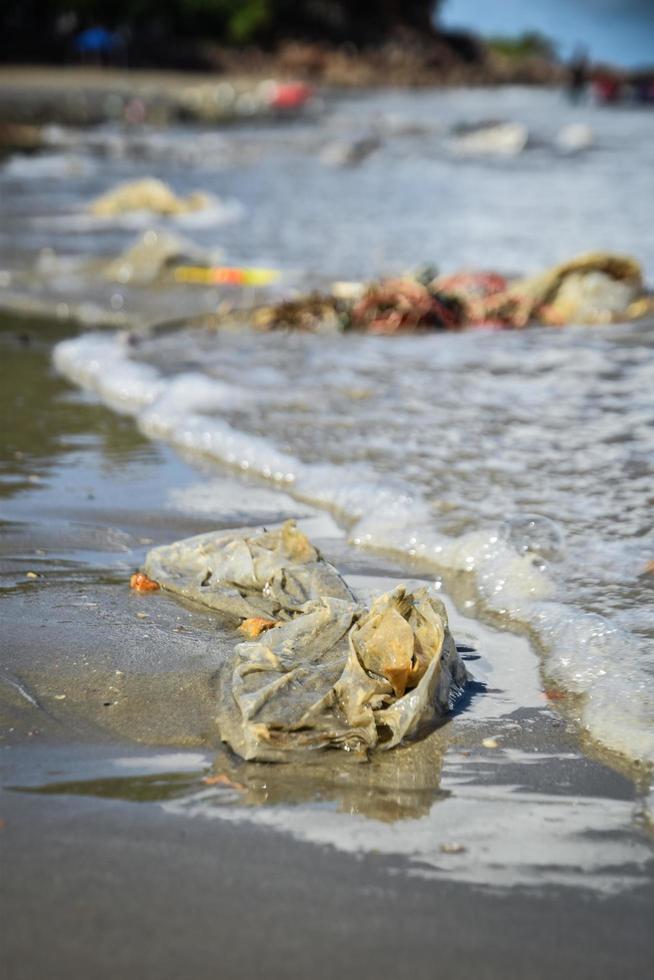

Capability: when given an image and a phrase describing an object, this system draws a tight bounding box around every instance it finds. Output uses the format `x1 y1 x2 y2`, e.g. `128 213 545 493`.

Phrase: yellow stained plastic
174 265 280 287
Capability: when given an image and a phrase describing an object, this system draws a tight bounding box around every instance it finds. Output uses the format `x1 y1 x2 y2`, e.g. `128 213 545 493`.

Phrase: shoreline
0 63 562 129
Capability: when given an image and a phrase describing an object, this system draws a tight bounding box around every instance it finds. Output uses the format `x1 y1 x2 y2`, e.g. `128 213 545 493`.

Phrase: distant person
593 70 622 106
634 75 654 105
568 46 589 103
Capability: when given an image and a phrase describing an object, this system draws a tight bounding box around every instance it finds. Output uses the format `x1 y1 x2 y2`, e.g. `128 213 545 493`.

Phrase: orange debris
239 617 279 638
129 571 160 592
201 773 245 790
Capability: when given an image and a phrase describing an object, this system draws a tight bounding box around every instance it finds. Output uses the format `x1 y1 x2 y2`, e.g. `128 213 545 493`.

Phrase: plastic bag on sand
219 585 467 761
143 521 467 761
144 520 355 621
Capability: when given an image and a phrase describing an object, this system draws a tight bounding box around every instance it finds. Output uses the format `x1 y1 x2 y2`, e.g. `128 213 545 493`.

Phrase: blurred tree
487 31 556 61
2 1 442 47
0 1 448 67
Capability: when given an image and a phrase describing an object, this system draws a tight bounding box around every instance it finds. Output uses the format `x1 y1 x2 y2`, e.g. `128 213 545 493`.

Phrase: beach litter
175 265 280 287
556 122 594 153
237 252 651 335
239 617 279 638
267 81 313 111
176 80 312 122
320 134 382 167
103 230 211 285
89 178 211 217
129 571 160 593
494 252 644 326
449 121 529 157
144 520 355 621
139 521 467 761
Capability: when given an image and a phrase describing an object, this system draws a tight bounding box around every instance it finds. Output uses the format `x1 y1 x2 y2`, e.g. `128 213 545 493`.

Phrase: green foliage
221 0 272 43
487 31 556 61
4 1 440 47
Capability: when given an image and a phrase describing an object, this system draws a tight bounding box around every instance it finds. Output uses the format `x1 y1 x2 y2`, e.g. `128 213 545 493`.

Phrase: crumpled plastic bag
450 121 528 157
478 252 646 327
142 522 467 761
507 252 644 325
144 520 355 622
89 177 210 217
103 230 208 285
218 585 467 761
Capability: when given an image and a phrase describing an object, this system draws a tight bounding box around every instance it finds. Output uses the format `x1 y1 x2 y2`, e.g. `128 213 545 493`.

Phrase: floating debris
240 252 652 335
450 121 529 157
556 122 593 153
89 178 211 217
175 265 280 287
103 230 208 285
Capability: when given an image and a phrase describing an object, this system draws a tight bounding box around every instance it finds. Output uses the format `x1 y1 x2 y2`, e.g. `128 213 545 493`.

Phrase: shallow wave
31 194 244 233
2 152 95 179
54 330 654 770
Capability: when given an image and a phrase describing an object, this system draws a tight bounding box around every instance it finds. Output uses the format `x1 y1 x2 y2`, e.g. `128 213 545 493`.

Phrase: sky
440 0 654 67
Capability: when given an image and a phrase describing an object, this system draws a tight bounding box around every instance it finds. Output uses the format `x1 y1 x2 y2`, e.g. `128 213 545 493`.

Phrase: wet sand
3 772 653 980
1 313 653 978
0 66 271 126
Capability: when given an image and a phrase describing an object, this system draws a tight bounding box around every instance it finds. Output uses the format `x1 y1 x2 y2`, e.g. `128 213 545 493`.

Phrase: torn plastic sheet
144 520 355 622
143 522 467 761
89 177 210 217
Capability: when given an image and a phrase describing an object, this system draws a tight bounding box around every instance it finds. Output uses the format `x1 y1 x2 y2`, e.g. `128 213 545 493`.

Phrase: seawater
1 86 653 771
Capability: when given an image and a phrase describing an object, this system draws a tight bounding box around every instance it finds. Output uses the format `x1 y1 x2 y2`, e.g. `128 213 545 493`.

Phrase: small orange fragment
129 571 160 593
239 617 279 638
202 773 245 790
384 666 409 698
644 560 654 575
544 687 568 701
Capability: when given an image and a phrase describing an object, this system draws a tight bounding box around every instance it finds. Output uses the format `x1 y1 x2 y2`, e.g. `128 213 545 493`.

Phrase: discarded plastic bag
218 585 467 761
144 521 467 761
510 252 643 325
479 252 646 327
144 520 355 622
103 229 207 285
142 522 467 762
